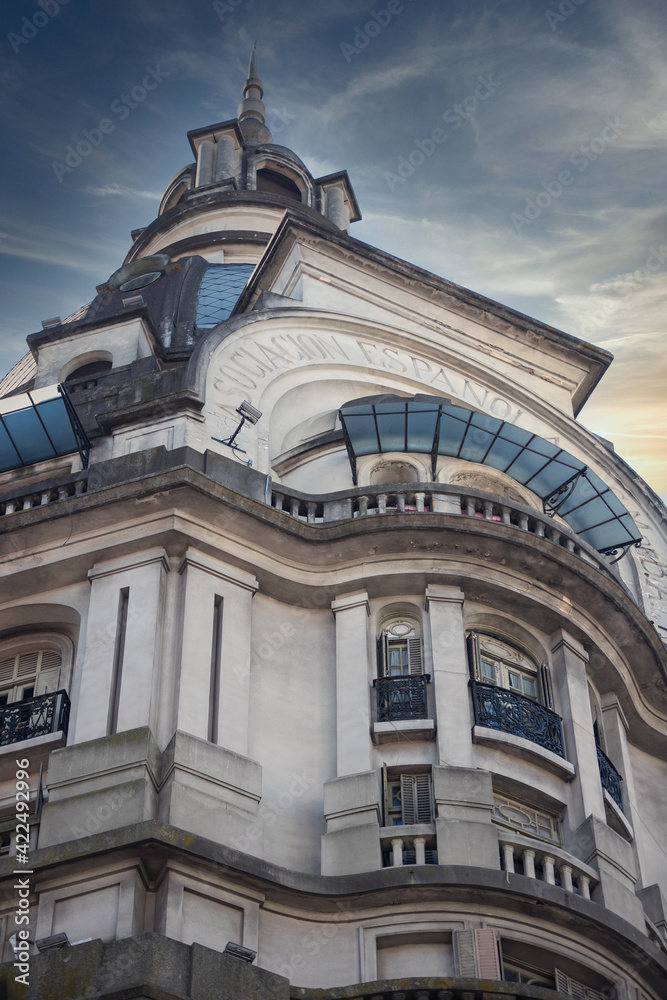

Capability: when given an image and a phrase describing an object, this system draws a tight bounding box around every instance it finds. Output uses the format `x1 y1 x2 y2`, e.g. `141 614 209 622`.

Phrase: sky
1 0 666 497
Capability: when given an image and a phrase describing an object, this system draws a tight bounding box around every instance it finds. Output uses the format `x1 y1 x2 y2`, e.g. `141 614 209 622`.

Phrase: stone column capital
331 592 370 616
425 585 465 610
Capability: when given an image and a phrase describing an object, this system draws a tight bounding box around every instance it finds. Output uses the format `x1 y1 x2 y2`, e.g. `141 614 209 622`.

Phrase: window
504 961 555 988
64 359 112 383
0 649 62 704
467 632 553 707
492 794 561 845
554 969 607 1000
378 617 423 677
0 642 70 748
385 771 433 826
256 167 302 201
376 616 429 724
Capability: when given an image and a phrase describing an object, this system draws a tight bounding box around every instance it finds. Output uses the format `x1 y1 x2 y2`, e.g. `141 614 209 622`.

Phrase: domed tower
0 52 666 1000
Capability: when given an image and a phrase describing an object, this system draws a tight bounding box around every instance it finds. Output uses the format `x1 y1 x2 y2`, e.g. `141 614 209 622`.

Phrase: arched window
0 637 71 748
377 615 423 677
0 647 62 705
256 167 302 202
466 631 551 706
64 359 112 383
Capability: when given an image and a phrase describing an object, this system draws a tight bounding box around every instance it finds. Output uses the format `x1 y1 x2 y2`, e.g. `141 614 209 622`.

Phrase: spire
238 43 266 126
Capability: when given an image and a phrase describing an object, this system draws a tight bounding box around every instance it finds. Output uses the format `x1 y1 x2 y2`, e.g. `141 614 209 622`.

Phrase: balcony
596 743 624 812
375 675 429 721
269 483 624 579
0 690 70 748
373 675 435 744
472 682 565 758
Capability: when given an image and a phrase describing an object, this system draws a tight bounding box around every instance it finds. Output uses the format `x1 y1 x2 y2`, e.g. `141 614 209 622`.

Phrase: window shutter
407 637 424 675
453 929 477 977
377 634 389 678
466 633 481 681
0 658 15 685
554 969 605 1000
414 773 432 823
17 652 38 678
474 928 501 979
400 774 416 824
35 650 62 695
540 662 554 710
381 764 389 827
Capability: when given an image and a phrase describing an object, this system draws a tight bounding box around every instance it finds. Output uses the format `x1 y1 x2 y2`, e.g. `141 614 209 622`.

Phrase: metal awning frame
339 398 642 558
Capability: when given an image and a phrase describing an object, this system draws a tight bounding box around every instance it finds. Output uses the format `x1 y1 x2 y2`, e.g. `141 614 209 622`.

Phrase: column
550 629 605 827
78 548 170 742
425 585 472 767
176 549 257 755
331 592 372 776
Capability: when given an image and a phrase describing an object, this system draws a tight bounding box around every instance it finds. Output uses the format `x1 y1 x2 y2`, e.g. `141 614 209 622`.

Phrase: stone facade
0 53 665 1000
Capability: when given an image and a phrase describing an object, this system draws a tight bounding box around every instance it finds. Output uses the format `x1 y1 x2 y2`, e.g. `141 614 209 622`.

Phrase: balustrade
498 833 595 900
472 682 565 758
269 484 617 577
0 690 71 747
0 474 88 518
596 744 624 812
375 675 429 722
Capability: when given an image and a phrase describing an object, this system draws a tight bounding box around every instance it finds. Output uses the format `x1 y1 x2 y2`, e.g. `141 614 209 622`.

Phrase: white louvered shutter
474 928 501 979
35 650 62 695
466 633 481 681
407 637 424 675
414 773 432 823
400 774 415 824
554 969 605 1000
453 929 477 977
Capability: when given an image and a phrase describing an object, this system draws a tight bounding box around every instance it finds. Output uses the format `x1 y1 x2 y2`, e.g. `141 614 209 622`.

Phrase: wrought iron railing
596 743 624 812
472 682 565 758
0 690 70 747
375 675 429 721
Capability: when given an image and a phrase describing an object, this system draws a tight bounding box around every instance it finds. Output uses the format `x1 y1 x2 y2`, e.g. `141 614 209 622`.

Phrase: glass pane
35 398 79 454
343 413 378 455
406 407 439 452
484 437 523 473
459 425 495 463
3 408 55 463
0 423 22 471
375 409 406 452
437 412 468 454
522 676 537 698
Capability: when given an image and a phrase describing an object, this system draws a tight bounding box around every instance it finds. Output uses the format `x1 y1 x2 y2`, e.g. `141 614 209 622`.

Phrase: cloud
81 183 162 200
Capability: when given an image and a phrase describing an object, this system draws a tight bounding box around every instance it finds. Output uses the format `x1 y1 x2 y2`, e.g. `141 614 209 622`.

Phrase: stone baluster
522 848 536 879
484 500 494 520
290 499 300 518
75 479 86 496
22 496 33 511
40 491 51 506
518 512 529 531
415 492 425 512
501 842 515 873
307 502 317 524
378 494 387 514
4 500 16 514
391 838 403 867
560 863 574 893
543 855 556 884
577 874 591 899
465 496 476 517
358 495 369 516
534 519 545 537
396 492 406 513
501 505 511 525
414 836 426 866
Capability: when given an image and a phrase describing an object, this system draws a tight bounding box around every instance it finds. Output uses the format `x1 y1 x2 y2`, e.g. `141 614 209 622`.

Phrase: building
0 49 666 1000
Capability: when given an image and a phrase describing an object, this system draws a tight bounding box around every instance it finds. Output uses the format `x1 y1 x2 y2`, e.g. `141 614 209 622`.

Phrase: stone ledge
472 725 576 780
0 819 665 991
372 718 435 744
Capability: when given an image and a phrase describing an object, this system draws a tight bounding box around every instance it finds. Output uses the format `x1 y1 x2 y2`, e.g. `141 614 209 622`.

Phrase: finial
237 44 272 144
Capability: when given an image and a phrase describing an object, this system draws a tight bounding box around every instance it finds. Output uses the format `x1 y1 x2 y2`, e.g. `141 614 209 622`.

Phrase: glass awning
0 384 90 472
339 395 641 556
